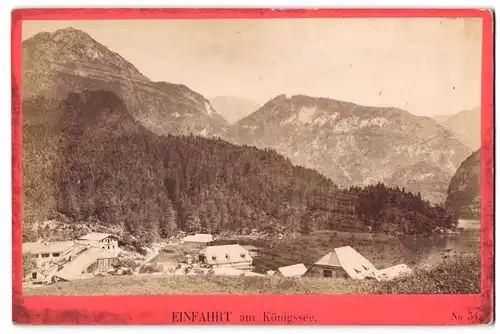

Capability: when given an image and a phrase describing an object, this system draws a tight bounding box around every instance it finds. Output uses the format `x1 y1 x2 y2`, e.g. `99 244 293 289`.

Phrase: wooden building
304 246 377 280
198 244 252 269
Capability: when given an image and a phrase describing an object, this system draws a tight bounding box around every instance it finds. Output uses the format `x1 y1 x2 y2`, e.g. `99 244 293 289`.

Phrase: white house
198 244 252 269
183 233 214 246
77 233 120 254
273 263 308 278
23 241 79 267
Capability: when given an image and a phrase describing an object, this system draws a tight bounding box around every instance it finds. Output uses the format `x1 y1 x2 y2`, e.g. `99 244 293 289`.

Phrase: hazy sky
23 18 483 116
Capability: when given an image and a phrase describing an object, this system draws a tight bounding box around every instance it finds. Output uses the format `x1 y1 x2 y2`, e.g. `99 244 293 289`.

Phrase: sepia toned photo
20 17 483 297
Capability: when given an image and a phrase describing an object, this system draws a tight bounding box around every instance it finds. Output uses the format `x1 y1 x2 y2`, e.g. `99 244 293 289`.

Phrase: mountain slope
23 90 458 243
209 96 261 124
227 94 472 203
437 107 481 151
22 90 364 242
22 27 228 137
445 149 481 219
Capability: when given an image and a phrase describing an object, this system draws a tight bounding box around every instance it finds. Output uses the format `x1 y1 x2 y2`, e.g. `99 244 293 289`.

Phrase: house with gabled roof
23 231 123 284
77 232 120 254
53 247 120 282
23 241 79 267
304 246 377 279
198 244 253 269
183 233 214 246
273 263 308 278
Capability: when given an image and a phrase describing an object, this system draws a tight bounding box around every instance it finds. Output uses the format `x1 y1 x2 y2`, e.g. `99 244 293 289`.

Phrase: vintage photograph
20 17 482 296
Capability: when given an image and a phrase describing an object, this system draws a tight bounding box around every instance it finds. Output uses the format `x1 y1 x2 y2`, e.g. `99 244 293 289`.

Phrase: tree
160 200 178 238
23 254 36 278
184 208 201 233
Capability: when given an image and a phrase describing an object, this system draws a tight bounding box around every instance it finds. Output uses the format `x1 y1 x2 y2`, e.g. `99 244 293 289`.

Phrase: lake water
457 219 481 230
214 219 481 271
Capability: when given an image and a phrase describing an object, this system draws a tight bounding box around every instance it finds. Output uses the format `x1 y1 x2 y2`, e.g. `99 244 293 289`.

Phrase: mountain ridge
23 89 459 244
22 27 228 138
436 107 481 151
227 94 472 203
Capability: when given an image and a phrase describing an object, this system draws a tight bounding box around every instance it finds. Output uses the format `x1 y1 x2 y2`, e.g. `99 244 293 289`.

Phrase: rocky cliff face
227 94 472 203
22 27 228 137
445 149 481 219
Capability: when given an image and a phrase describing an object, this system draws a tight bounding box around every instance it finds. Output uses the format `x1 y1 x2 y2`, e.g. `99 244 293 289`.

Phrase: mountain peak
50 27 96 43
23 27 147 80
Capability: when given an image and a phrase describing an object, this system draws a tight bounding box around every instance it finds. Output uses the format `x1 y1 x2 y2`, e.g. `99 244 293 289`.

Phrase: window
225 254 230 260
323 270 333 278
354 268 361 274
212 256 217 261
32 272 37 279
240 253 246 258
362 265 369 271
41 253 50 258
53 253 60 257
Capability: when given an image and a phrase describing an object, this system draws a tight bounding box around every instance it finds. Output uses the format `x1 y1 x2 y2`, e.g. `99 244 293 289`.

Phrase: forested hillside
350 183 458 234
22 91 359 244
22 91 458 244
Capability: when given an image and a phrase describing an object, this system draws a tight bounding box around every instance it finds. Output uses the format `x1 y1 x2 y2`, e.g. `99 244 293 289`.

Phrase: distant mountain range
22 27 479 205
225 95 472 203
209 96 260 124
433 107 481 151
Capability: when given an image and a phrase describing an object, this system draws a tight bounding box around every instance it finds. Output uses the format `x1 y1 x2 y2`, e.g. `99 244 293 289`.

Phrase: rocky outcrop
445 149 481 219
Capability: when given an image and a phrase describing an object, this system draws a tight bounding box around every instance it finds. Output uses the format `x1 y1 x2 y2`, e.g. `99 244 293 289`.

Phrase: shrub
23 254 36 278
120 258 139 270
372 253 480 294
139 263 163 274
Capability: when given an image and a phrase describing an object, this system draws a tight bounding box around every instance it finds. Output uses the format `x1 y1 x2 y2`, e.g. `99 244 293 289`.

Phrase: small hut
304 246 377 279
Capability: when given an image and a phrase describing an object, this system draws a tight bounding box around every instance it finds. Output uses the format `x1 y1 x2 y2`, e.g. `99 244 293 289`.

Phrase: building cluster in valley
22 232 124 284
23 232 413 285
169 233 413 281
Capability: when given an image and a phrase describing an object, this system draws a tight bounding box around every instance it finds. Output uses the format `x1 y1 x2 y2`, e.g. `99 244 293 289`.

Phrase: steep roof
199 244 251 265
78 233 118 241
314 251 341 267
334 246 377 279
183 234 214 243
22 241 75 255
54 247 118 281
375 264 413 281
277 263 308 277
